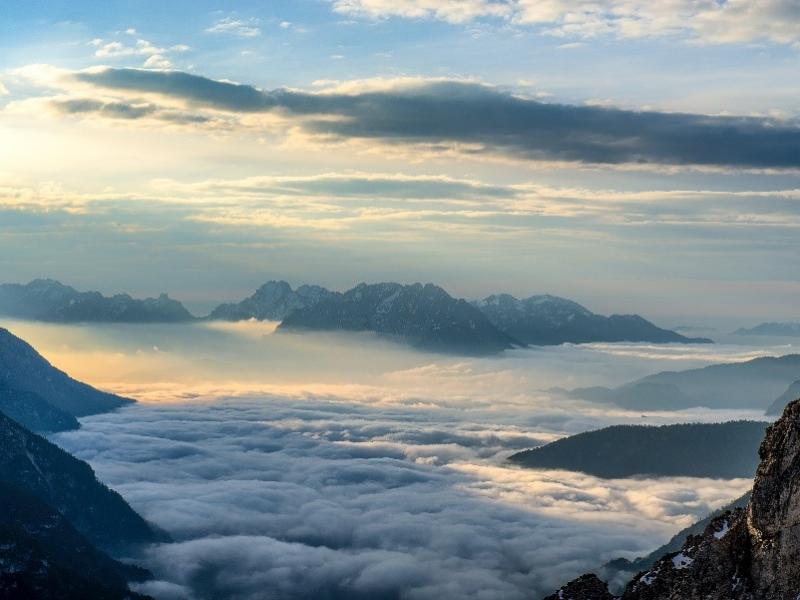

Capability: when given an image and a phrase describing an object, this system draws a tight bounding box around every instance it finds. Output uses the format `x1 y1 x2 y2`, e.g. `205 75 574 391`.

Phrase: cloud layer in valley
54 395 752 600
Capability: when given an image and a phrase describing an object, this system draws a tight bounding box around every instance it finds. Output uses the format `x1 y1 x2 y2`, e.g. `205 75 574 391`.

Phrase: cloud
88 36 189 70
331 0 512 23
330 0 800 47
143 55 173 69
48 97 212 125
65 68 800 170
53 393 752 600
205 17 262 37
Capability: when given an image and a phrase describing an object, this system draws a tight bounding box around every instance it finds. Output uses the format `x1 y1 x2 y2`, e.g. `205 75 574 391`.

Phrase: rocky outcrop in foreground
546 398 800 600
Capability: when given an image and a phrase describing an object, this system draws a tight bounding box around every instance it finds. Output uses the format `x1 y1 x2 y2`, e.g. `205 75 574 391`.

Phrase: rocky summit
208 280 333 321
546 397 800 600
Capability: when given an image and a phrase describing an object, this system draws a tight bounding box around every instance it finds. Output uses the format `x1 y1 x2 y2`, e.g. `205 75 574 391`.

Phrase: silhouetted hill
509 421 768 478
0 279 194 322
734 321 800 336
564 354 800 412
473 293 712 345
280 282 522 355
0 482 151 600
0 327 132 417
209 280 333 321
0 410 163 551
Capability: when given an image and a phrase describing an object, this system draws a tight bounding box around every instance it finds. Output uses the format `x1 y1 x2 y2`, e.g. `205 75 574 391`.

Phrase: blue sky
1 1 799 325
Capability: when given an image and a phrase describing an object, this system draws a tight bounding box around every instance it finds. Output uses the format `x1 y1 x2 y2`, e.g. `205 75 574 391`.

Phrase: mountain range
545 398 800 600
279 282 521 355
0 278 716 353
0 279 194 323
509 421 768 479
210 280 710 354
561 354 800 413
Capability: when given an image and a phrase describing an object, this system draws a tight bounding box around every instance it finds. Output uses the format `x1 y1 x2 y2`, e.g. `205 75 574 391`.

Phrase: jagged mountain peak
280 281 520 355
209 279 335 321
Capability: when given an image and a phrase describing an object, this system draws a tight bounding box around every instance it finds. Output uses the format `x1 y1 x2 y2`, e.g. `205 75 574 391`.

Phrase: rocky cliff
545 398 800 600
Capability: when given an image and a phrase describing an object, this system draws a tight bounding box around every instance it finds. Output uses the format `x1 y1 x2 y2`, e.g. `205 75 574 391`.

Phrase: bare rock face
620 511 754 600
543 574 615 600
747 398 800 598
545 398 800 600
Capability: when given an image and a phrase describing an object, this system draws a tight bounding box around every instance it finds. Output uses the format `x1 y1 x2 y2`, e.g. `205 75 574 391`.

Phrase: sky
1 0 800 326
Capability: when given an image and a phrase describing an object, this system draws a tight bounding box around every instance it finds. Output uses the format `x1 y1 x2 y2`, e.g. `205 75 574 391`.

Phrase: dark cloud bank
74 68 800 169
53 395 739 600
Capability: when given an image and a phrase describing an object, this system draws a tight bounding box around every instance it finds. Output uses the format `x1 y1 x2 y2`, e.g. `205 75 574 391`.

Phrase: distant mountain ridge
0 279 194 322
563 354 800 412
279 282 521 355
473 293 712 345
209 280 707 352
735 321 800 336
509 421 768 479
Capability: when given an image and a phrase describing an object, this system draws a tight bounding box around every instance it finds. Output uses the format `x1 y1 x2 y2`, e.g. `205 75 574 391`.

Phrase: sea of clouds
55 397 750 599
31 321 779 599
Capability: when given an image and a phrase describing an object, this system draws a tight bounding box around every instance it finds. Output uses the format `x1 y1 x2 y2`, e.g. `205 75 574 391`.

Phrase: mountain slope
0 386 79 432
508 421 768 478
0 410 162 551
209 280 333 321
0 327 131 417
0 279 194 323
564 354 800 412
603 493 751 583
474 293 711 345
0 482 150 600
545 398 800 600
280 282 522 355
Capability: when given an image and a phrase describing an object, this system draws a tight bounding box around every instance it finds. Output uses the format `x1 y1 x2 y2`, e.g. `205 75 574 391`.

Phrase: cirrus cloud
330 0 800 48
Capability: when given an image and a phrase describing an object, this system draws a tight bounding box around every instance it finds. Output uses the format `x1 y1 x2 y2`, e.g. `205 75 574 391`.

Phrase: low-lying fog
8 319 793 599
